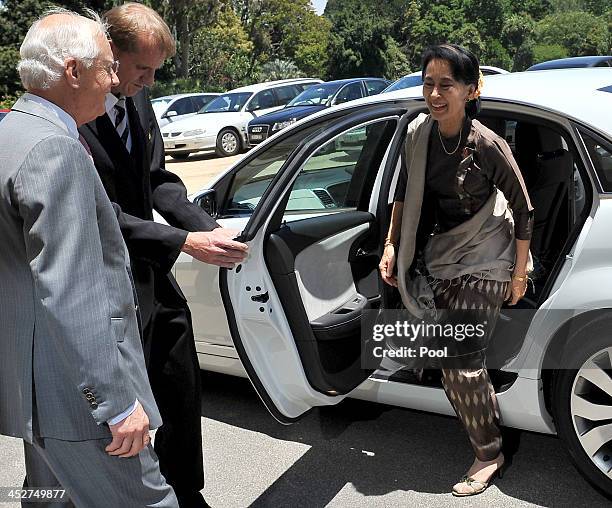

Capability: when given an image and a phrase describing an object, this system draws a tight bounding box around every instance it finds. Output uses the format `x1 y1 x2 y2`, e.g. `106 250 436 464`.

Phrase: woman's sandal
451 459 506 497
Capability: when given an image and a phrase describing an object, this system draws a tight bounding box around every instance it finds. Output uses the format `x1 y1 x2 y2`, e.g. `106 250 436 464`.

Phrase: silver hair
18 7 109 90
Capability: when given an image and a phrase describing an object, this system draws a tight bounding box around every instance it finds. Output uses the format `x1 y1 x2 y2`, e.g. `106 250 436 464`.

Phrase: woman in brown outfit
379 44 533 496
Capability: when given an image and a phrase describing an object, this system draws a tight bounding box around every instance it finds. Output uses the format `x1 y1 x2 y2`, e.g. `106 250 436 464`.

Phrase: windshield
287 83 343 106
383 75 423 93
200 92 251 113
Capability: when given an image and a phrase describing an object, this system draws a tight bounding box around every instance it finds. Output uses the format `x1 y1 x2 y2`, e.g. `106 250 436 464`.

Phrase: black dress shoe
175 491 211 508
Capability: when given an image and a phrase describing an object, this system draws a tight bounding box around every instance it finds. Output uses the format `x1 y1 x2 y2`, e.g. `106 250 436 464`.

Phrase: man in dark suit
79 4 248 507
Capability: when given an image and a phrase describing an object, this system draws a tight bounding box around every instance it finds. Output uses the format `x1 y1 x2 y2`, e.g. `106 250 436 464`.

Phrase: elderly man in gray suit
0 9 178 508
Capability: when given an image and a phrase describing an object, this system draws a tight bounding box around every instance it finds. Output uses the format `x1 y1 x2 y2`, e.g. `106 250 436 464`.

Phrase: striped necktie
114 97 130 148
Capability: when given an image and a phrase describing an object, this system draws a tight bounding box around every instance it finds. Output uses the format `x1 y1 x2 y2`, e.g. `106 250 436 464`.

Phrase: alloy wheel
571 346 612 478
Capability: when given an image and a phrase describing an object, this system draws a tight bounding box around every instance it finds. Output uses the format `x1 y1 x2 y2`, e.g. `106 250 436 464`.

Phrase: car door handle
251 292 269 303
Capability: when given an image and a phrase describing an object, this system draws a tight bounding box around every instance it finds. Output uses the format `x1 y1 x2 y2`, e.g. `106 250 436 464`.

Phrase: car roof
227 78 322 94
343 68 612 135
152 92 220 101
314 78 387 86
480 65 509 74
527 56 612 70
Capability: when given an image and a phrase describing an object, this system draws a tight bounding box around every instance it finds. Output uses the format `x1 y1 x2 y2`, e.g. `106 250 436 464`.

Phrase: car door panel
265 212 376 396
220 104 416 422
174 216 249 348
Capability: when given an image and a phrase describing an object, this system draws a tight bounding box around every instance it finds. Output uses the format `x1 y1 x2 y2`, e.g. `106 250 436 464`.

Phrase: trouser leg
23 441 75 508
24 436 177 508
440 352 502 462
145 294 204 499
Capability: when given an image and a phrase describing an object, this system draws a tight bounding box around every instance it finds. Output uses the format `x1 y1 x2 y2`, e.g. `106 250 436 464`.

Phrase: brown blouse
394 117 533 240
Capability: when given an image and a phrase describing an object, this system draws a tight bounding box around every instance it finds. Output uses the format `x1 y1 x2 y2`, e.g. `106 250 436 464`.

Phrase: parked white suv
160 78 321 159
151 93 219 128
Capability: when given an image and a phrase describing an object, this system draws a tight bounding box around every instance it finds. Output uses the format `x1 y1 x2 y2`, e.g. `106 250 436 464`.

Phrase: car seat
514 122 573 284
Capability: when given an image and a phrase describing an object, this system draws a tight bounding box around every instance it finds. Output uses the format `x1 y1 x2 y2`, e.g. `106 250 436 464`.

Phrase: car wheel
553 328 612 498
170 153 190 160
216 128 241 157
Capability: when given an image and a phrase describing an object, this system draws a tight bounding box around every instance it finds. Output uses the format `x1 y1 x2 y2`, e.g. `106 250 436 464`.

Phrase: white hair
18 7 109 90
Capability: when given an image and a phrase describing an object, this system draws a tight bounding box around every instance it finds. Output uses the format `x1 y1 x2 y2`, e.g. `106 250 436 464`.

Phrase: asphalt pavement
2 371 610 508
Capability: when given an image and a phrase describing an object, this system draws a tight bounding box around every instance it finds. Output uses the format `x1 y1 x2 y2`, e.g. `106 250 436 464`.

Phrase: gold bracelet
512 274 528 282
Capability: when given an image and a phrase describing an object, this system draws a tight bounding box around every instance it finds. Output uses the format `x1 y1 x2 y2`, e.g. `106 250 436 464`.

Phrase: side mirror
162 110 178 119
194 189 217 218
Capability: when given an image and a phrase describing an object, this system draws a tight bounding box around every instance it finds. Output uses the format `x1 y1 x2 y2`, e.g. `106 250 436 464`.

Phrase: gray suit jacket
0 96 161 442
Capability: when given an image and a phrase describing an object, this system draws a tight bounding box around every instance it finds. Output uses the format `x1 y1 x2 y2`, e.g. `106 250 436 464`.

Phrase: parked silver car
172 69 612 497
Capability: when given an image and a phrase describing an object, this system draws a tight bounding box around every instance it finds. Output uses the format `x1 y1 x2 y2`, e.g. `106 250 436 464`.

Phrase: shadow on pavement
166 151 219 164
199 371 610 507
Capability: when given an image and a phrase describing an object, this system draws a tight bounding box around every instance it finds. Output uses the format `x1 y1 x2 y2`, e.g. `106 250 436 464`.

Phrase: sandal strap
460 476 487 489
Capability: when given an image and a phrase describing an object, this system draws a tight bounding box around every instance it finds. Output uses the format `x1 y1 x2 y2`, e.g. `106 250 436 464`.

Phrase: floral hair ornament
469 69 485 101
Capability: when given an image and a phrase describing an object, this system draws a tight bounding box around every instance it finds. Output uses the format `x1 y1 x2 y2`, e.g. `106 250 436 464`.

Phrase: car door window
334 83 364 105
220 119 337 217
170 97 193 116
297 82 318 92
274 85 300 106
247 90 277 112
580 130 612 192
282 118 397 217
192 95 214 111
365 80 387 95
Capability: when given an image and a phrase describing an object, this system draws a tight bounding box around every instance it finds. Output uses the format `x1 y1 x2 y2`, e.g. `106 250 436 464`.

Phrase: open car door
220 103 421 422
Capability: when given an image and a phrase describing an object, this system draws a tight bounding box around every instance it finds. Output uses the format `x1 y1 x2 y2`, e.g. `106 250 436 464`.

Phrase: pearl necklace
438 124 463 155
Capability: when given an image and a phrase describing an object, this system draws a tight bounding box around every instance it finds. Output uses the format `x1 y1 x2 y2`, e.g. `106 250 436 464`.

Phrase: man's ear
64 58 80 89
467 84 476 100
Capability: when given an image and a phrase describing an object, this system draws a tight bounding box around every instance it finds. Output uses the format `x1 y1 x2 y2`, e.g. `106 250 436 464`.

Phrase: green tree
292 13 331 77
326 0 410 79
189 5 254 90
532 43 568 61
259 59 302 80
536 10 609 55
501 13 537 70
146 0 219 79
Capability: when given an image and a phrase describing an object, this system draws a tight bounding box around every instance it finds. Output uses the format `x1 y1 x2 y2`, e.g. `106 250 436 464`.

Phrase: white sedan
172 69 612 497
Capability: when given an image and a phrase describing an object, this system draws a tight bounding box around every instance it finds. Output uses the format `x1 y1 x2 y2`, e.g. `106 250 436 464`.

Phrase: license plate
165 142 175 149
250 134 263 141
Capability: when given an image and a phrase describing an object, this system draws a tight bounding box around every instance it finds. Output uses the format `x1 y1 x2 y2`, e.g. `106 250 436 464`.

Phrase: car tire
170 153 190 160
553 324 612 499
216 128 241 157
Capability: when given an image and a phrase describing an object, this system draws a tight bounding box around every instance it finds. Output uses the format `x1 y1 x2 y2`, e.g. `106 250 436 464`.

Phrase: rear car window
579 129 612 192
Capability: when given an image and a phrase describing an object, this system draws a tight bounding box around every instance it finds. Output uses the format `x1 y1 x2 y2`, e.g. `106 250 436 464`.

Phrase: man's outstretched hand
182 228 248 268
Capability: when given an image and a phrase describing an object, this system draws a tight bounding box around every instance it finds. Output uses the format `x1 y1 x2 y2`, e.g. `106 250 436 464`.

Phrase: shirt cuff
107 399 139 425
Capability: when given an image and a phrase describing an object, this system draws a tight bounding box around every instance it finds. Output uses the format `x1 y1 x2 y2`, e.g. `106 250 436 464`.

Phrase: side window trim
576 124 612 193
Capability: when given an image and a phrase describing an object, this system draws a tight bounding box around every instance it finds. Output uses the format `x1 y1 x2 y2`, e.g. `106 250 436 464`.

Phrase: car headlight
183 128 205 137
272 119 296 132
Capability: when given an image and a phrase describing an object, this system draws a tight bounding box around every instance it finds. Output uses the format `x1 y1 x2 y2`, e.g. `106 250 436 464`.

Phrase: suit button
91 402 98 409
82 388 92 395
